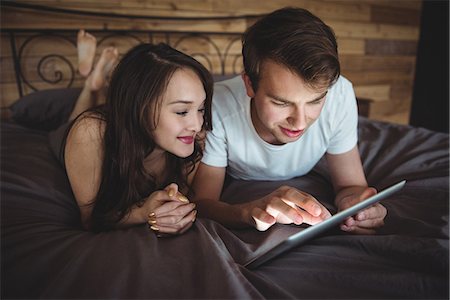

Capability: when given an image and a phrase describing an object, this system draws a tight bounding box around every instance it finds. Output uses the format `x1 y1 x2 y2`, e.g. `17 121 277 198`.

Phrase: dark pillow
9 75 239 132
10 88 81 131
212 74 237 82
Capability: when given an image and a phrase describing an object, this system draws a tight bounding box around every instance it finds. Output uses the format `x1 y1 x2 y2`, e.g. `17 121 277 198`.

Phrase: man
193 7 386 234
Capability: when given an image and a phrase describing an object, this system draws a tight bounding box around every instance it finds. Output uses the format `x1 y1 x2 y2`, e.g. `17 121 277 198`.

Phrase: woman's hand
145 183 197 236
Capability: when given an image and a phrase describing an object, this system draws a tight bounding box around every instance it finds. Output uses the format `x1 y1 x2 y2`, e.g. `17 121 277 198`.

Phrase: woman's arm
65 116 104 229
65 116 196 233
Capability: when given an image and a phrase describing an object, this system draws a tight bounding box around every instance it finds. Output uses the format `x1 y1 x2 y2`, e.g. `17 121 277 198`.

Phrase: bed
2 5 449 300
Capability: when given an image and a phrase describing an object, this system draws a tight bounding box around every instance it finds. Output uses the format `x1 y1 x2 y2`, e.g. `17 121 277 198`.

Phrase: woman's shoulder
68 112 106 145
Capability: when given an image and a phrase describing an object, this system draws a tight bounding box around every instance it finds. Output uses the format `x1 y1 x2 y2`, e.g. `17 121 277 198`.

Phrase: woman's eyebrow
168 99 206 106
168 100 193 105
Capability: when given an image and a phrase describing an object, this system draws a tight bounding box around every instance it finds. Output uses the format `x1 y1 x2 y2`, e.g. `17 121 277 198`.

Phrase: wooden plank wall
0 0 422 124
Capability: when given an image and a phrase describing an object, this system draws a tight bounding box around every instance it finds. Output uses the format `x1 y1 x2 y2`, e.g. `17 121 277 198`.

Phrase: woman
57 33 213 234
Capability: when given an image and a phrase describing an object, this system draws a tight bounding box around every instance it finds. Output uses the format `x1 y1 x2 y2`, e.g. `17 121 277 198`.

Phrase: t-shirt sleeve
326 78 358 155
202 119 228 167
201 85 229 167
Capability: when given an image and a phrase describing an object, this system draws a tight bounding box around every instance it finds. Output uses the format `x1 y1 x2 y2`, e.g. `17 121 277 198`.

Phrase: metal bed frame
2 1 260 98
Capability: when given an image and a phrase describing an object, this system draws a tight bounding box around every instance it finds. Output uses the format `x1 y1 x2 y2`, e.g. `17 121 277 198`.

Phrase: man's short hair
242 7 340 91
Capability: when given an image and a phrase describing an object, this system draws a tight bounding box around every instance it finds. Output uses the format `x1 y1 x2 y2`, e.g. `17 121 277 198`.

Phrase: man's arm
192 162 251 228
326 145 387 234
192 162 332 231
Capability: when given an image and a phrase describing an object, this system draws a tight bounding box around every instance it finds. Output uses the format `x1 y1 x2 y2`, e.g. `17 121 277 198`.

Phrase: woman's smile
177 135 195 144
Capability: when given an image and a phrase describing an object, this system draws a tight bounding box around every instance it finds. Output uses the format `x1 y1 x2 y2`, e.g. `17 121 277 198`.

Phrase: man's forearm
334 185 369 207
195 198 252 228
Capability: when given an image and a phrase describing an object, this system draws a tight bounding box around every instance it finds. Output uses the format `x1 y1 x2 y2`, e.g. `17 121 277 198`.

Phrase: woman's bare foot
88 46 119 91
77 30 97 77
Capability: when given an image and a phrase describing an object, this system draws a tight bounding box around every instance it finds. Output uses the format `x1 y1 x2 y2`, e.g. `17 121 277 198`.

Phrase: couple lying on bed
52 7 386 236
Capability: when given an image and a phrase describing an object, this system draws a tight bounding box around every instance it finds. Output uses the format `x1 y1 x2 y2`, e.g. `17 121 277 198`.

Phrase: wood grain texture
371 4 421 26
0 0 422 124
365 39 418 55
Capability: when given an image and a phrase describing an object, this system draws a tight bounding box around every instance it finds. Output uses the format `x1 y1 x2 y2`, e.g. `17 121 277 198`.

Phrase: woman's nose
188 114 203 132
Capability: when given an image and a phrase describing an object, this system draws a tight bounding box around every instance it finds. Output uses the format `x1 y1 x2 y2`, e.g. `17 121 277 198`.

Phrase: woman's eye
198 108 206 114
176 111 188 116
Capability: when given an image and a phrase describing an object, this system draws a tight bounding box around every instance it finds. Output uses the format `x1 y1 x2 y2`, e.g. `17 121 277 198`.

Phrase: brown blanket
1 117 448 299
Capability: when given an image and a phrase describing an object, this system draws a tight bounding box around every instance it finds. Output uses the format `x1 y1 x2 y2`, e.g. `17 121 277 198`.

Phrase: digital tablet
244 180 406 269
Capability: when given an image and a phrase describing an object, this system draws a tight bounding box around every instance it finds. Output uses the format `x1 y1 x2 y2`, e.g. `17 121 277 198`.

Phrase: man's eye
272 101 288 107
310 99 324 105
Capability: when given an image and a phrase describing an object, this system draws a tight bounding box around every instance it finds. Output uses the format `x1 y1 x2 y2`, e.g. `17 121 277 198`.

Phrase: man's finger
355 204 386 221
341 224 377 235
252 207 276 231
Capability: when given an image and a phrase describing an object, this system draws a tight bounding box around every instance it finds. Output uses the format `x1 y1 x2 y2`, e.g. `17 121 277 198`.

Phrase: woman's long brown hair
78 43 212 231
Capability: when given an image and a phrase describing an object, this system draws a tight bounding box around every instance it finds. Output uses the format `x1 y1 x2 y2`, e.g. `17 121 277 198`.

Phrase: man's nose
288 106 307 130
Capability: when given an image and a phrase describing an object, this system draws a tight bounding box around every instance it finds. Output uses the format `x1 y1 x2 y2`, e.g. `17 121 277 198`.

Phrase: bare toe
90 47 119 90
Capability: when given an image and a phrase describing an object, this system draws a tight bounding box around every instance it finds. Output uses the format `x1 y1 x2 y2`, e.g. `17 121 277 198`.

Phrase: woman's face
152 68 206 158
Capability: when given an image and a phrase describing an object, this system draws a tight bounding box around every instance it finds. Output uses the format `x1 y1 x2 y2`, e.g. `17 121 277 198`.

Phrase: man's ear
241 73 256 98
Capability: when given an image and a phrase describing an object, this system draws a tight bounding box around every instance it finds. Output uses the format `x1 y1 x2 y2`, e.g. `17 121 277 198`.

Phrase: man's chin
274 132 304 145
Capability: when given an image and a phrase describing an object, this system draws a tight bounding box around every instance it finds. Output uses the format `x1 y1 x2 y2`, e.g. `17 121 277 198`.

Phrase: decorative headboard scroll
3 1 259 98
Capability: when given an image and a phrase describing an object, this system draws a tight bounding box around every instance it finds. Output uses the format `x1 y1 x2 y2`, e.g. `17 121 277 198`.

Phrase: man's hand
241 185 332 231
336 187 387 234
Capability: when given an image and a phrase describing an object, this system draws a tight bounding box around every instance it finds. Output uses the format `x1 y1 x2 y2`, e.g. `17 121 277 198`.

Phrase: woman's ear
241 73 256 98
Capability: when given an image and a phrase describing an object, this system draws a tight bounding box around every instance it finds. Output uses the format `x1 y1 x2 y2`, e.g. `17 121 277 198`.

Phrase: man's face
243 60 328 145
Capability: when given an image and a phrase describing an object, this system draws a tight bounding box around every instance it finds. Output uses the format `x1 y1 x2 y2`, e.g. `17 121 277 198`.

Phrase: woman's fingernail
148 212 155 218
168 189 175 197
147 219 157 225
177 194 189 203
150 225 159 232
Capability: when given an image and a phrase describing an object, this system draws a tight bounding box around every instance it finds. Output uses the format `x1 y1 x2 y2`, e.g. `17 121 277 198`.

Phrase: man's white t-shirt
202 75 358 181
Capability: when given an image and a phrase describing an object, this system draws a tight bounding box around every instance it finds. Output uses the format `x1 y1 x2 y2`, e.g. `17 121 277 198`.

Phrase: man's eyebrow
309 91 328 102
268 94 290 103
268 91 328 103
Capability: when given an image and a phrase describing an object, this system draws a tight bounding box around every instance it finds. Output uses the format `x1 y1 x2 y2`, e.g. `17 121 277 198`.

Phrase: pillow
9 75 239 132
10 88 81 131
212 74 238 82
